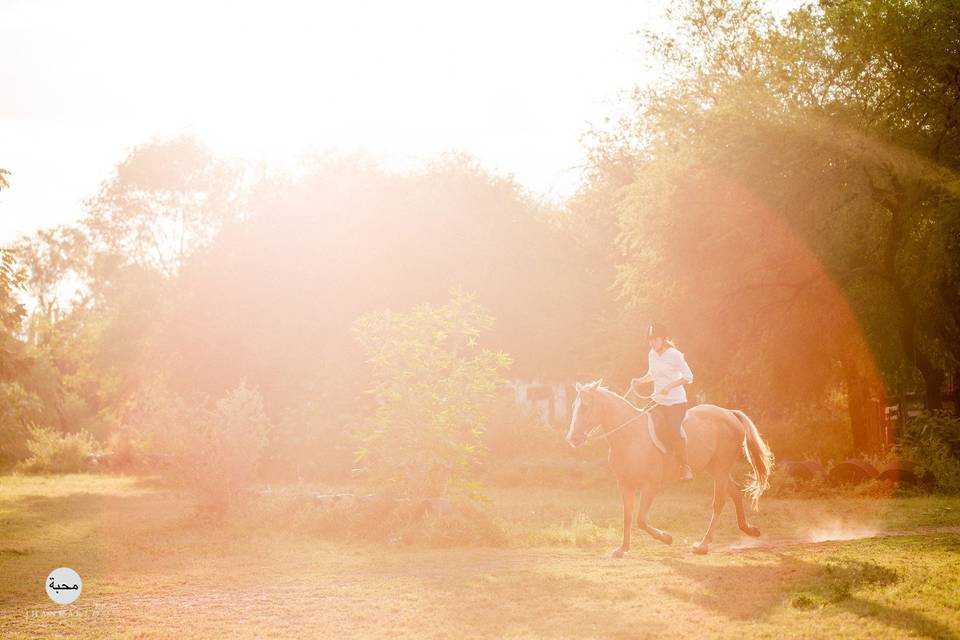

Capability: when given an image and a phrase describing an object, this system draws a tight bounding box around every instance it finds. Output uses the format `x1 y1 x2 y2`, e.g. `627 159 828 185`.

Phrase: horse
565 379 774 555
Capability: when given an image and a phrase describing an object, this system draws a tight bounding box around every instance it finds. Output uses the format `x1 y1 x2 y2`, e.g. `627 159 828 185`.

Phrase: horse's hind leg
635 488 672 545
693 475 728 555
728 476 761 537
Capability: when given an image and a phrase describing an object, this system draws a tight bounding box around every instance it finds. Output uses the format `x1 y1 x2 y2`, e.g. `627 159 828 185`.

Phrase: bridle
583 387 657 443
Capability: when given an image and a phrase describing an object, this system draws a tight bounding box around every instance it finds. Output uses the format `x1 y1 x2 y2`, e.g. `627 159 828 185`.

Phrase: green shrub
126 381 272 510
899 413 960 493
762 397 852 461
123 380 205 467
481 398 611 489
17 426 98 474
262 398 355 482
353 290 510 502
173 383 271 510
483 398 548 459
767 461 925 499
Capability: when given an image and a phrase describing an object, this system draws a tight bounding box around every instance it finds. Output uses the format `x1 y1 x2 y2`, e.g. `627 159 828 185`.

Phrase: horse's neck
598 390 645 448
599 389 635 420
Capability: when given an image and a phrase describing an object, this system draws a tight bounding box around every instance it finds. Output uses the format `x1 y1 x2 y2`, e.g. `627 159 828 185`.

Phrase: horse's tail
731 410 774 510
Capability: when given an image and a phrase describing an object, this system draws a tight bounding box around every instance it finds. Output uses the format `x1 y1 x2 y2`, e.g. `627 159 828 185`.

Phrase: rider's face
649 336 664 351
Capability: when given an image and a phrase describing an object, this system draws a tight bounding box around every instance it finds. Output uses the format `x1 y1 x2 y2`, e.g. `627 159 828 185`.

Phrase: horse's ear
596 378 604 388
575 382 583 393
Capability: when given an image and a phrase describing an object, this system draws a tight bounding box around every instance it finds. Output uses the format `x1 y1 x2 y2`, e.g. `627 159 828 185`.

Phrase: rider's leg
674 403 694 481
677 435 694 481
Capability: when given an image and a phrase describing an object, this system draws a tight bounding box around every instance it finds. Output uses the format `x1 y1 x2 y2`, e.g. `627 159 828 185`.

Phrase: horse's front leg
636 487 672 545
612 482 634 558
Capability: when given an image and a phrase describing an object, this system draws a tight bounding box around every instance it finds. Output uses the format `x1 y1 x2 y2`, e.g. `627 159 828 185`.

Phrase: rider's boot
677 437 694 482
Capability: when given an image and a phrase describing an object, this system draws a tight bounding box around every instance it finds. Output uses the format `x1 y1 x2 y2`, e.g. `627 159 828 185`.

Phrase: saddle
646 413 689 483
646 412 686 456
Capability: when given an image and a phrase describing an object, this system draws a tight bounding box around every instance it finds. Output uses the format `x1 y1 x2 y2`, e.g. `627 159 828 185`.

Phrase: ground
1 474 959 639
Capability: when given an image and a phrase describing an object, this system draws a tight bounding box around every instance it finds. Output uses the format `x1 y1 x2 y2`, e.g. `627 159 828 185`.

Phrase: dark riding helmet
647 322 667 339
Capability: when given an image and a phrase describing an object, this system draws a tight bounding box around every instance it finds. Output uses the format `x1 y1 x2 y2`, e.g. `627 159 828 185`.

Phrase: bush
17 426 98 474
483 398 547 459
761 397 852 462
899 413 960 493
482 397 609 488
126 381 272 510
123 380 205 468
262 397 355 482
179 382 271 510
353 290 510 502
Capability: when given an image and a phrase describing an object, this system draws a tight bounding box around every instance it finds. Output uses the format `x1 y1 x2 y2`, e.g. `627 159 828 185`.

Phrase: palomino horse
566 380 774 555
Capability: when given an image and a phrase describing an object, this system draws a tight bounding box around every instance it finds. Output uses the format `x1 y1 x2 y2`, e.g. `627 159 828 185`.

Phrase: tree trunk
842 355 869 453
896 313 945 411
951 366 960 418
878 178 945 411
954 367 960 418
922 363 945 411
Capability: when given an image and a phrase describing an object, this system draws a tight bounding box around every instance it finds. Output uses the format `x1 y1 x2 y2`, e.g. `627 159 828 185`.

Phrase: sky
0 0 799 244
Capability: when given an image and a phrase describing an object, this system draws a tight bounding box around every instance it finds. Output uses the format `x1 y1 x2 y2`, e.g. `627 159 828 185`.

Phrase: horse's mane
599 386 644 412
582 380 644 412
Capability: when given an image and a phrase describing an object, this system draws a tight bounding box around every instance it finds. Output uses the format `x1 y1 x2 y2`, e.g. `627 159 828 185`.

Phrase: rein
585 389 657 442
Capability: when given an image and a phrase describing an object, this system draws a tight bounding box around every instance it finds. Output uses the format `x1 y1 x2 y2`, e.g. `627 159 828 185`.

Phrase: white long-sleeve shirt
648 346 693 406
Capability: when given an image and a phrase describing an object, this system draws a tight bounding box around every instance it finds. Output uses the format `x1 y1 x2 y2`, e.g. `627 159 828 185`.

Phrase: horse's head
566 379 604 448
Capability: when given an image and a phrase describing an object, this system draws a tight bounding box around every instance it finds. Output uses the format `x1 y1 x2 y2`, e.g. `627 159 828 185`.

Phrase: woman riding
630 322 695 481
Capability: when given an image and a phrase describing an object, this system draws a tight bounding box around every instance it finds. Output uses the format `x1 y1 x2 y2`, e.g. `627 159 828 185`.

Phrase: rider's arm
659 377 686 393
656 351 693 395
631 373 653 387
676 350 693 385
631 349 655 390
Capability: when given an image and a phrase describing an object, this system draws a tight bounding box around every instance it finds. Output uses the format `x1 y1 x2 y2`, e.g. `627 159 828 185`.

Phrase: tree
13 226 89 345
158 154 597 410
810 0 960 411
0 169 27 380
83 135 243 278
27 136 247 422
583 0 960 451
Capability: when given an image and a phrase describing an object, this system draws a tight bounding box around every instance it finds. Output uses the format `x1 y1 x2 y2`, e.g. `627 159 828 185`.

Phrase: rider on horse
630 322 695 481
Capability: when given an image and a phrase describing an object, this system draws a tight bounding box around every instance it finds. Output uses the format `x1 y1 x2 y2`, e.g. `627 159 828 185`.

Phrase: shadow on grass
1 478 180 535
660 548 955 640
0 478 199 581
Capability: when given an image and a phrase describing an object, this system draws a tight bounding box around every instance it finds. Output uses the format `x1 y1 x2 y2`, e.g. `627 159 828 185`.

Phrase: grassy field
2 474 959 639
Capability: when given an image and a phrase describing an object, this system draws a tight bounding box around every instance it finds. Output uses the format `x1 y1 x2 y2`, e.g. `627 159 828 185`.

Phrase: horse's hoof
692 543 708 555
659 532 673 545
611 547 627 558
744 526 761 537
